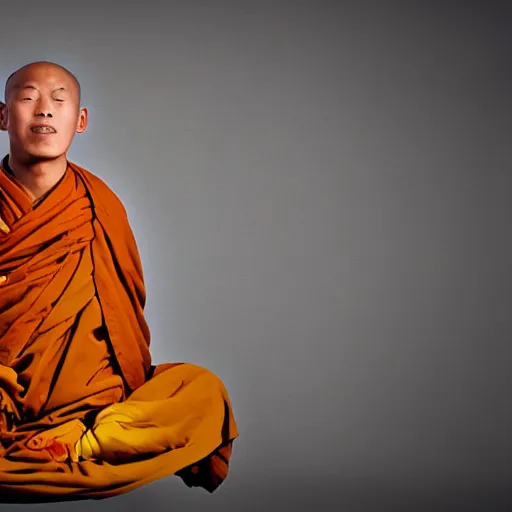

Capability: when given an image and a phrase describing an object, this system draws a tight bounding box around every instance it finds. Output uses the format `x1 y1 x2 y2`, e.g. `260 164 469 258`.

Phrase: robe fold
0 158 238 502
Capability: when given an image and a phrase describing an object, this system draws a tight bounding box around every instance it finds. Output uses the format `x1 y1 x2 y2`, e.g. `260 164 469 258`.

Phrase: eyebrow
13 84 36 91
14 84 69 93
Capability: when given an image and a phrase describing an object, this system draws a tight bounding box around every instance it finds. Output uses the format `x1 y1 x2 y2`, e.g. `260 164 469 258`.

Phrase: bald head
0 60 88 161
4 61 81 105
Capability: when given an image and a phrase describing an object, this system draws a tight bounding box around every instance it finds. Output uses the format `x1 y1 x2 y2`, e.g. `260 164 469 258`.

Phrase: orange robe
0 159 238 502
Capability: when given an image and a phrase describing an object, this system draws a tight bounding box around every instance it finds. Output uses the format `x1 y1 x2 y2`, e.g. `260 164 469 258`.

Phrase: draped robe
0 158 238 502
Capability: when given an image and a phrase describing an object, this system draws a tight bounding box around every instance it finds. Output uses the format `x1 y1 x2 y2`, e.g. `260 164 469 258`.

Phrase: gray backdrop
0 1 511 511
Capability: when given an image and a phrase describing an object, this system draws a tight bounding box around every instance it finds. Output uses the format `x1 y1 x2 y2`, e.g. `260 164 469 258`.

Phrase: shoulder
68 161 128 217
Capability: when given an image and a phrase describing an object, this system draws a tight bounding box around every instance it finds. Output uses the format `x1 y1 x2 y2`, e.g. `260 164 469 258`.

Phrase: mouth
30 124 57 134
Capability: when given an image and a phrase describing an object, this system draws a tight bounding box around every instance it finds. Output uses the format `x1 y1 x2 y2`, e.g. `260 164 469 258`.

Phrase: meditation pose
0 61 238 502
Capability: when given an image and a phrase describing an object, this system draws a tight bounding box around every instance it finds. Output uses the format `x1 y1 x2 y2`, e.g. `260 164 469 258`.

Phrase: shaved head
0 60 88 163
4 61 81 104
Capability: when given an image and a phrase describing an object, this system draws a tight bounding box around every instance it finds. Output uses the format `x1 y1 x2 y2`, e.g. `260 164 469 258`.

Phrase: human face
1 64 87 162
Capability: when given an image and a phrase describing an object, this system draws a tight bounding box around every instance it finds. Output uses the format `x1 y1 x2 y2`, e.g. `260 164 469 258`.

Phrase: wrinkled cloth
0 159 238 502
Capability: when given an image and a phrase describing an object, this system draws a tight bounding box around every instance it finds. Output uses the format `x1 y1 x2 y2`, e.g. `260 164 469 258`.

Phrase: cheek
61 121 79 142
7 107 31 131
61 109 80 130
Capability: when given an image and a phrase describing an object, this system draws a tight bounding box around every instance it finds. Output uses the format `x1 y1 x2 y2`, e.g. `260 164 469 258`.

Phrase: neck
6 153 68 201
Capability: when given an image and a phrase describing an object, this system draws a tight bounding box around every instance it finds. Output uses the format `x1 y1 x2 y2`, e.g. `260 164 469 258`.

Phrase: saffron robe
0 158 238 502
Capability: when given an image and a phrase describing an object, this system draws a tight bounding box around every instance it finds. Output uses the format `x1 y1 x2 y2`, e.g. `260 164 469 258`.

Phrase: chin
24 147 67 162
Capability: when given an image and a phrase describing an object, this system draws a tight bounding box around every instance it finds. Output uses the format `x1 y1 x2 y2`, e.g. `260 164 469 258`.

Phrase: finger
26 434 51 450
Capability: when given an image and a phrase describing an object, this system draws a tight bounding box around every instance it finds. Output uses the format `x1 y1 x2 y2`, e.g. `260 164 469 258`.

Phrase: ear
75 107 88 134
0 101 7 131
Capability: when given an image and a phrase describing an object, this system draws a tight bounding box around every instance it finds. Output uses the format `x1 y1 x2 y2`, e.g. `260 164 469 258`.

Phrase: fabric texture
0 159 238 502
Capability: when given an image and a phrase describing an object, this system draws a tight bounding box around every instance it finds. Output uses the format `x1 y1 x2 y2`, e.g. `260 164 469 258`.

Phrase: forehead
8 65 78 95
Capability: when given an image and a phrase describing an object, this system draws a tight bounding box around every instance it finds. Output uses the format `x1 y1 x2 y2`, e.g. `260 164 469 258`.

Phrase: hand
25 419 87 463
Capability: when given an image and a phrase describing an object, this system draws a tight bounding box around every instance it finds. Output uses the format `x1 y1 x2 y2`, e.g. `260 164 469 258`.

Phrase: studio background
0 1 511 510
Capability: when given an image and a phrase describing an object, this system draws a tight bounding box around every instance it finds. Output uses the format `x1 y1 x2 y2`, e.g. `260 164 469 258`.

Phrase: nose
34 97 53 118
35 110 53 118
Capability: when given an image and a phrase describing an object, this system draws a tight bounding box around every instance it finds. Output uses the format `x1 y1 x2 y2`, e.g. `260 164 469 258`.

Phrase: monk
0 61 238 502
